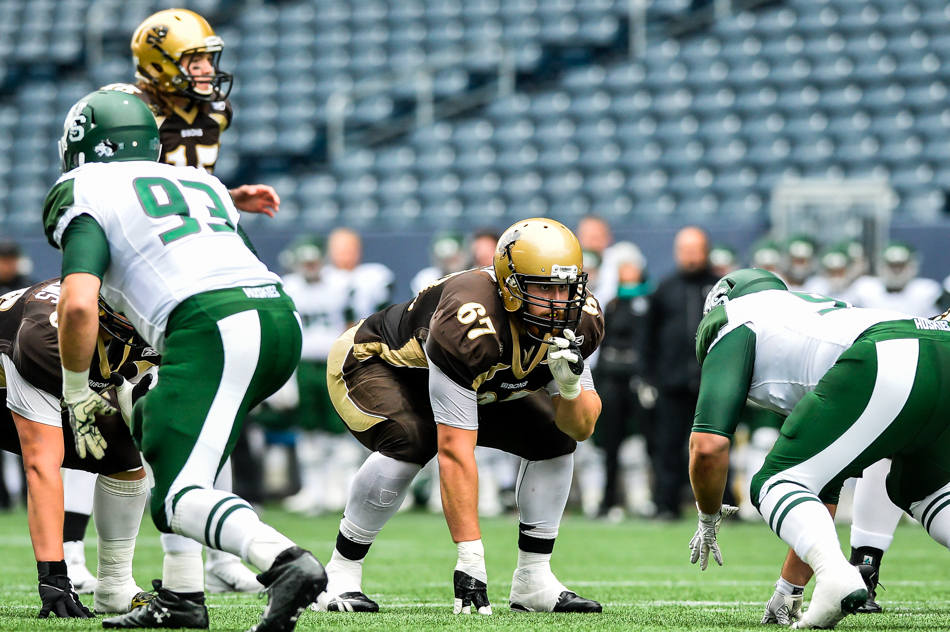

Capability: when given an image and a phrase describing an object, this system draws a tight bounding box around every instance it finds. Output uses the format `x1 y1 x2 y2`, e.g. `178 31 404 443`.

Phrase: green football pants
751 320 950 529
133 286 302 532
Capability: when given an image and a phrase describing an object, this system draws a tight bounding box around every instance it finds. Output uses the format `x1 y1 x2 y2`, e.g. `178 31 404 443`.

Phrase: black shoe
854 564 883 614
553 591 602 613
322 592 379 612
251 547 327 632
102 580 208 629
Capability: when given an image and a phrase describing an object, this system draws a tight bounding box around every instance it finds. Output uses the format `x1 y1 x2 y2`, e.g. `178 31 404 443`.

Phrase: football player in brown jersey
101 8 279 217
316 218 605 614
0 280 156 618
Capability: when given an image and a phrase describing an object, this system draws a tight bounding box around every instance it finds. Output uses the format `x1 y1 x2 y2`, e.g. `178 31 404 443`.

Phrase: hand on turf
689 504 738 570
38 575 92 619
547 328 584 400
64 385 114 460
453 570 492 615
761 587 803 625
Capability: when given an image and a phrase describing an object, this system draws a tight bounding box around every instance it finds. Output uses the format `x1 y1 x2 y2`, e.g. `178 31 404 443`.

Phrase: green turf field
0 507 946 630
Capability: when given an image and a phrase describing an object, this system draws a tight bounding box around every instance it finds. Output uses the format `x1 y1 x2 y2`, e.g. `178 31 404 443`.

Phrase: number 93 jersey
43 161 280 351
698 290 915 416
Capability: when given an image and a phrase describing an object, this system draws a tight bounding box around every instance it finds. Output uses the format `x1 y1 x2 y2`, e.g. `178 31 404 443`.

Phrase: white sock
170 488 294 572
325 549 364 593
64 469 97 515
517 550 552 573
94 475 148 585
758 482 838 560
776 577 804 596
911 481 950 549
851 459 902 552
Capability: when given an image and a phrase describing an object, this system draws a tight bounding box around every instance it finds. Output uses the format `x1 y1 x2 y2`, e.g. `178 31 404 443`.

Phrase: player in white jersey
277 237 367 515
689 269 950 629
43 89 325 630
849 242 941 316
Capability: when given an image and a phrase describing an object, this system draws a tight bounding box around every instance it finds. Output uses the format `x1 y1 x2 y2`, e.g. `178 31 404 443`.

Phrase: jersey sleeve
426 275 505 391
61 215 111 280
692 325 756 439
209 98 233 132
11 299 64 397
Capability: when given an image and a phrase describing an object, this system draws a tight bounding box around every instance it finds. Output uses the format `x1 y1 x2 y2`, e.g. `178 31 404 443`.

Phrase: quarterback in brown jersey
101 8 279 217
0 279 156 618
317 218 605 614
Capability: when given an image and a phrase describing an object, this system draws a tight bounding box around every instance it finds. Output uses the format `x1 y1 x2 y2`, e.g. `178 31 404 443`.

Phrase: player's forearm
437 431 481 543
553 390 601 441
689 432 731 514
57 273 102 373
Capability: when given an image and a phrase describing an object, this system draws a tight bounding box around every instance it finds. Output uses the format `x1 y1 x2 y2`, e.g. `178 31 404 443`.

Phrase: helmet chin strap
96 333 132 379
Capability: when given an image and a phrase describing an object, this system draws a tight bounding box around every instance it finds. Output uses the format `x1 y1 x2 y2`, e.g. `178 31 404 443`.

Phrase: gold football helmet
131 9 232 101
493 218 587 339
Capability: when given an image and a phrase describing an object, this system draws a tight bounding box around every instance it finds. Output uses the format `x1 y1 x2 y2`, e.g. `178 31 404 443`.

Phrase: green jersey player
43 89 325 631
689 268 950 629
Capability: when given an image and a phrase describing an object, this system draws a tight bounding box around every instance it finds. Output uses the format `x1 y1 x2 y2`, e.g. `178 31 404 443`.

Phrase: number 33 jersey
698 290 914 416
345 267 605 404
42 161 279 350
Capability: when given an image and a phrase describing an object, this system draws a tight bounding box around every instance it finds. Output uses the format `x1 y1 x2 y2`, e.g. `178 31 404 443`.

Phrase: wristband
62 368 91 403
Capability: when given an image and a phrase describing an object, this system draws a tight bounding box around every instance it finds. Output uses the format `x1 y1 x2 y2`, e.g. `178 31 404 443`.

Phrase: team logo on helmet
94 139 118 157
703 278 732 316
146 25 169 46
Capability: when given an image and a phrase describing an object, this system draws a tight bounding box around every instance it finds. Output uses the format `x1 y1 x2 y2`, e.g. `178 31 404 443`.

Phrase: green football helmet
703 268 788 316
59 90 161 173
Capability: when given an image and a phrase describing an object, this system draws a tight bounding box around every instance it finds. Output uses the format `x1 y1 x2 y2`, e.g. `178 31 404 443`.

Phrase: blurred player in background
410 232 471 295
470 229 501 268
277 236 368 516
709 244 739 278
327 227 394 319
782 235 818 292
0 280 154 618
849 242 941 315
749 238 784 277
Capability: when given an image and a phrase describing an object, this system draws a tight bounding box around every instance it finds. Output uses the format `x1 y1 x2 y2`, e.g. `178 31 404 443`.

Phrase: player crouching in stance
318 218 603 614
0 280 154 617
44 89 326 630
689 268 950 629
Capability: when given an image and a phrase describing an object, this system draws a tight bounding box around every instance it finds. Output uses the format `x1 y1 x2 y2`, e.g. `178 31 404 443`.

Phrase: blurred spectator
0 239 30 511
576 214 621 301
410 231 471 294
470 229 500 268
850 242 941 316
328 227 395 318
643 226 718 520
709 244 739 278
593 242 656 520
275 236 370 515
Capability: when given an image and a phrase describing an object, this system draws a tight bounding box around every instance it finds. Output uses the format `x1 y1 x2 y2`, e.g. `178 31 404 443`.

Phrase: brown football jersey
100 83 233 173
0 279 160 398
346 268 604 405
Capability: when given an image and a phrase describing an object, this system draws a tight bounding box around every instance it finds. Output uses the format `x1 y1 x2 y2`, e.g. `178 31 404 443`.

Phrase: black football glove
108 372 155 427
38 566 92 619
453 570 492 615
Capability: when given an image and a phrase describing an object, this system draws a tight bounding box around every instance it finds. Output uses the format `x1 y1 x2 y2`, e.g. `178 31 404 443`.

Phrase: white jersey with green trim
709 290 914 416
47 161 279 352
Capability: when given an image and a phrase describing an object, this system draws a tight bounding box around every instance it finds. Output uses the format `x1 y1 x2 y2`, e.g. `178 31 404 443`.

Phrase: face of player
182 53 214 95
523 282 570 323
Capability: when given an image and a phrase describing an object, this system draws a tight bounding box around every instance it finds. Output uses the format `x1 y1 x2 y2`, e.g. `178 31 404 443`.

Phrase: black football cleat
854 564 883 614
102 580 208 629
552 591 602 613
251 547 327 632
322 592 380 612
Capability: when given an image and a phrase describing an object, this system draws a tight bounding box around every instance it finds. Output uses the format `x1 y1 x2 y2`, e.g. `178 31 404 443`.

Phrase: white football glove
453 540 492 615
547 328 584 400
761 585 803 625
108 366 158 427
689 504 738 570
62 369 114 460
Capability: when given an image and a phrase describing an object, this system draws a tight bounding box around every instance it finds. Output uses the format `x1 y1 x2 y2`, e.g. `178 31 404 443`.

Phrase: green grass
0 507 947 630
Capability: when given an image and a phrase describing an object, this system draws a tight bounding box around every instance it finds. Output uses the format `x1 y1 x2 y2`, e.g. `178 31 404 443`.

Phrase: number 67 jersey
42 161 280 351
